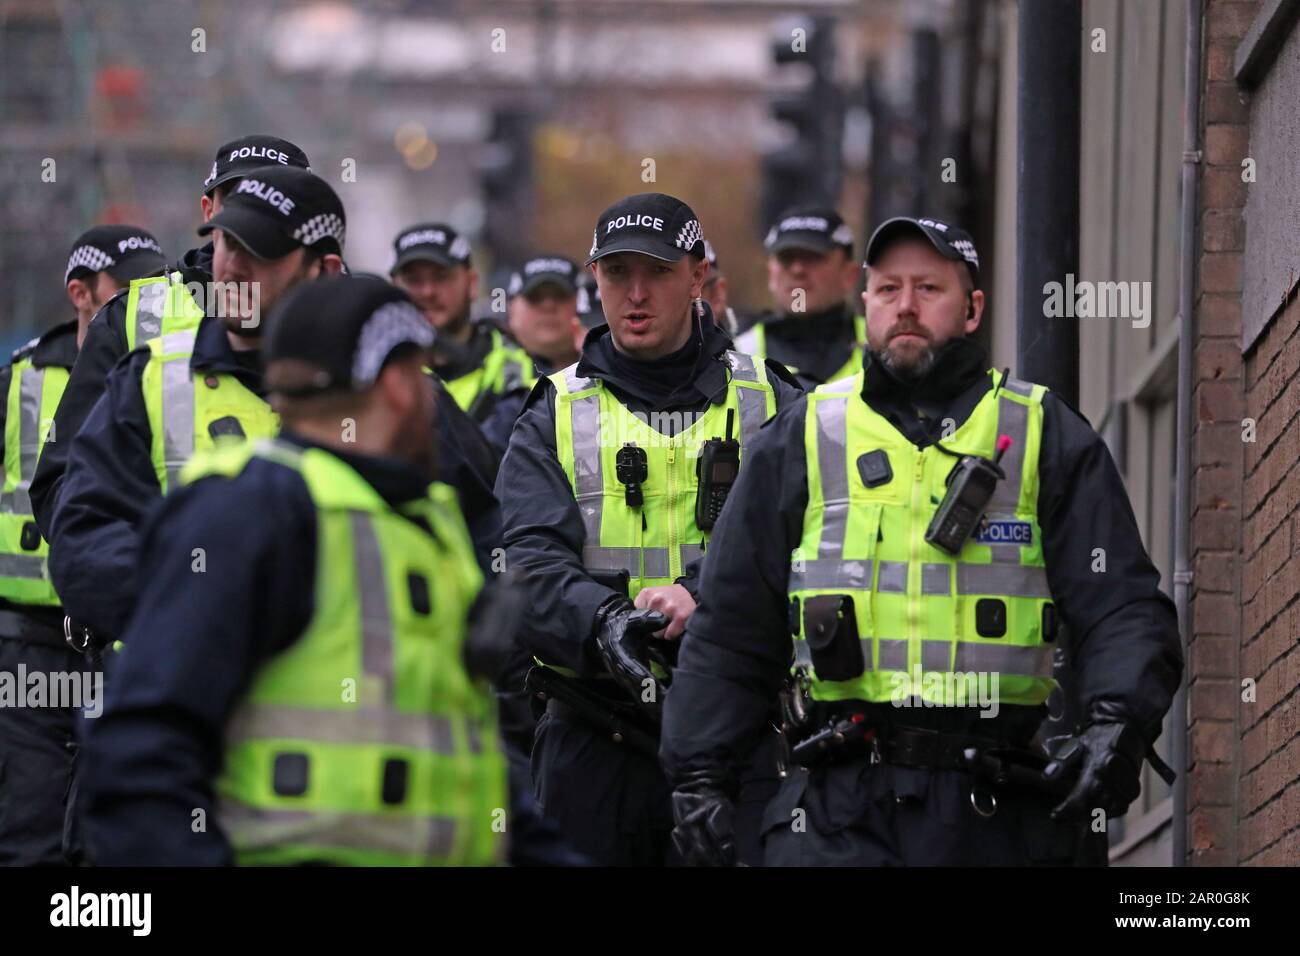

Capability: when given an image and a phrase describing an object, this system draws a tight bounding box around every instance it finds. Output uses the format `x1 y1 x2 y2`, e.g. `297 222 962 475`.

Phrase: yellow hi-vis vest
790 370 1058 707
140 326 280 494
0 351 68 605
550 351 776 600
181 439 507 866
122 271 204 351
735 315 866 385
444 328 536 418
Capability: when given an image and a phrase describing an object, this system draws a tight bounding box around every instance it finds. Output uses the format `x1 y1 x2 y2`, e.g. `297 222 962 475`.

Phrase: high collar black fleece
859 336 993 448
576 305 734 413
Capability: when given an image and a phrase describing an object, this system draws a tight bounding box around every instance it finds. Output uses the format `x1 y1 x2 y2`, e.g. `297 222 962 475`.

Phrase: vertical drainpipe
1016 0 1081 404
1017 2 1082 755
1172 0 1204 869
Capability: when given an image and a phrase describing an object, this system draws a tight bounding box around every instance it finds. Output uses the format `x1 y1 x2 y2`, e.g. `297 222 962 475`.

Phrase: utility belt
526 666 661 758
0 608 72 650
780 696 1075 799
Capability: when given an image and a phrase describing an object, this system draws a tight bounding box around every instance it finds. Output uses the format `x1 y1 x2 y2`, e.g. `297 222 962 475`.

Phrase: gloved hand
1044 718 1146 820
593 599 670 714
670 769 737 867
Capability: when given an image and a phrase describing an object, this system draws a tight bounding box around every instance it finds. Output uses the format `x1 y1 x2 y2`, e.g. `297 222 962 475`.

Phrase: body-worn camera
616 443 648 508
924 436 1012 555
695 409 740 531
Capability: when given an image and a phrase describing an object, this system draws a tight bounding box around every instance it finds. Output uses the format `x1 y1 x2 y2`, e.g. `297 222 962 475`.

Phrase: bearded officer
662 216 1183 866
390 223 534 456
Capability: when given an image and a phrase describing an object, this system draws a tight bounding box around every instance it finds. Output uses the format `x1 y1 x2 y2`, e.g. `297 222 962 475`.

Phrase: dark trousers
0 634 90 866
761 759 1106 866
531 702 781 867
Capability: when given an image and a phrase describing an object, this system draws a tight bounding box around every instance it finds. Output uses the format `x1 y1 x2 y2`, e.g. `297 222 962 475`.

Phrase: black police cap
586 193 705 266
65 224 167 285
204 135 311 196
266 275 434 396
865 216 980 285
198 165 345 260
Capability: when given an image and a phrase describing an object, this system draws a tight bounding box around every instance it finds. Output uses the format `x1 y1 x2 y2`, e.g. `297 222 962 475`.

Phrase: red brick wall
1187 0 1258 866
1239 290 1300 865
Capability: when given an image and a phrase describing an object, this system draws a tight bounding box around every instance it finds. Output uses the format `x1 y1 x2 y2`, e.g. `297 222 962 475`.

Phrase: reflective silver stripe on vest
988 392 1030 515
921 640 952 672
681 543 705 567
642 548 669 579
1001 376 1033 397
954 642 1054 678
736 387 768 447
725 350 759 383
220 799 459 860
814 396 850 558
160 356 195 491
561 363 593 392
921 563 952 595
134 281 168 346
569 391 604 552
582 546 675 580
4 366 46 516
350 512 393 699
227 706 457 754
956 563 1051 598
790 558 872 590
0 553 46 578
726 350 766 445
876 638 909 672
583 545 638 573
794 636 910 672
876 561 907 593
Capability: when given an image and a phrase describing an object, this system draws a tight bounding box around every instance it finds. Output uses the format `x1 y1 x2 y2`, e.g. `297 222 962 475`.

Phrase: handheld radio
695 408 741 531
924 435 1013 555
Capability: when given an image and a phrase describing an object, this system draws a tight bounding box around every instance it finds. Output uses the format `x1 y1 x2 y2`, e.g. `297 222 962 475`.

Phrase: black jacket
50 312 504 641
743 301 861 390
432 320 531 458
660 337 1185 780
497 313 802 677
28 244 214 539
78 430 577 866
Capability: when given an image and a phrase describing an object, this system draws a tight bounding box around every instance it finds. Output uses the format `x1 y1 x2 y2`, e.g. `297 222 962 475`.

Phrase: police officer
499 193 802 866
49 165 345 645
699 239 747 338
29 135 312 540
80 277 509 865
0 225 165 865
735 205 865 390
507 254 584 375
389 223 534 455
663 216 1183 866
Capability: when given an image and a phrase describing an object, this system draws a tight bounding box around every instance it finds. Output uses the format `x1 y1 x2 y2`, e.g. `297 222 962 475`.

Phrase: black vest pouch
803 595 864 682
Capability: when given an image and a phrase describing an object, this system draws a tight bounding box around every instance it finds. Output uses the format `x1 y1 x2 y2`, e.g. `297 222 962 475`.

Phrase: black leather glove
593 599 669 714
1044 718 1147 821
670 769 737 867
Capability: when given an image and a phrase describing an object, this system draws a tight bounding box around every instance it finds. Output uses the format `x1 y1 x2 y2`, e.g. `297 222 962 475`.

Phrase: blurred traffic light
480 108 534 266
761 16 842 228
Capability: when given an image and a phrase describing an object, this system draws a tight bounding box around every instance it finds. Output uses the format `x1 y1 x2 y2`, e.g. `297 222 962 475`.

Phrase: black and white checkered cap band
65 245 115 284
292 213 346 251
352 301 434 387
